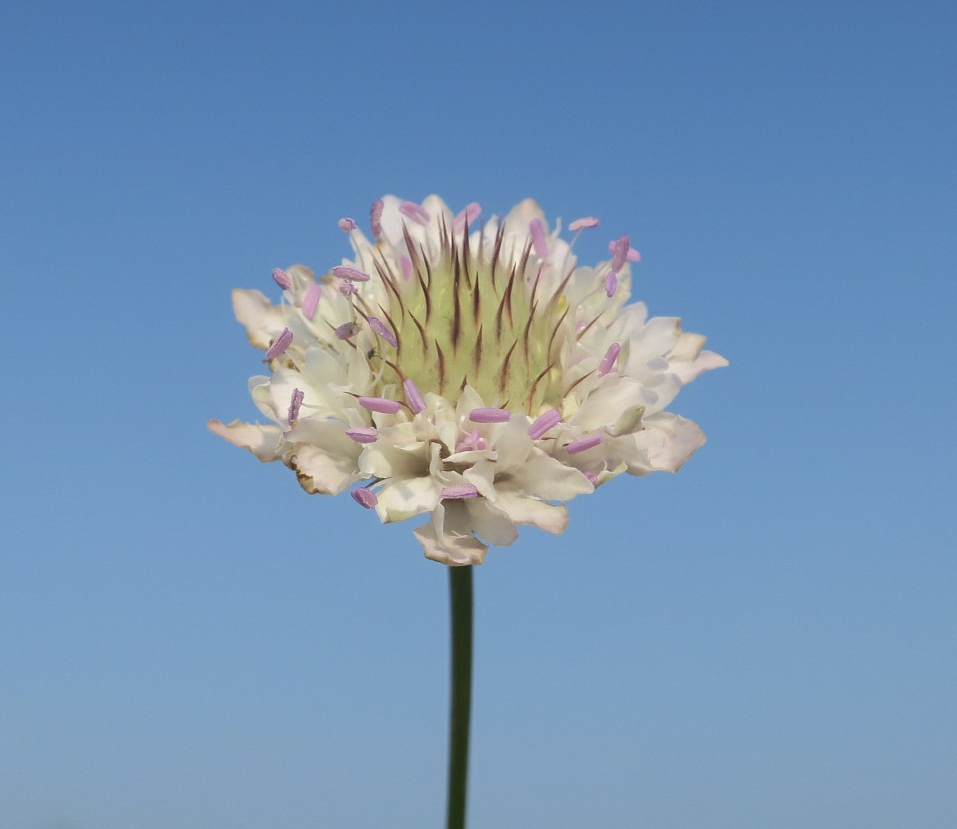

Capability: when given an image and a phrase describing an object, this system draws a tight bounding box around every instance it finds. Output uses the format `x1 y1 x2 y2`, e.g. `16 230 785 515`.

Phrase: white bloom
209 196 726 565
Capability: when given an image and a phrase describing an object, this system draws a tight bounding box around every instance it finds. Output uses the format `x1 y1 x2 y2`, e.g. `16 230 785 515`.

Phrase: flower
209 196 726 565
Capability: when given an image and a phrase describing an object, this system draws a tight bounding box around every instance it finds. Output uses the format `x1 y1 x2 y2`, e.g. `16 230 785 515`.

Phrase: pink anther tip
611 235 630 274
271 268 292 290
265 328 293 360
607 238 640 263
359 396 402 414
370 199 384 237
566 434 604 455
288 388 304 423
399 201 430 225
598 343 621 376
301 282 321 320
345 427 378 444
368 316 397 348
331 265 371 282
351 487 378 509
528 409 562 440
441 484 479 499
529 218 549 259
469 407 511 423
604 271 618 298
569 216 600 231
403 380 426 414
453 202 482 233
338 217 357 232
334 321 361 340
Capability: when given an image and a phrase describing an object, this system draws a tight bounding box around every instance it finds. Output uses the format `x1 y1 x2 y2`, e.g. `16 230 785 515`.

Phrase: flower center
364 220 569 414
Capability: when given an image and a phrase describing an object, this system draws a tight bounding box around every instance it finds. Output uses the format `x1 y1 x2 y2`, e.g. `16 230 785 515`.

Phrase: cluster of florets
209 196 726 564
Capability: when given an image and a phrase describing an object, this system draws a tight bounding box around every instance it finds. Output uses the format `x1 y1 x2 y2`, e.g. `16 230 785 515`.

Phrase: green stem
446 565 473 829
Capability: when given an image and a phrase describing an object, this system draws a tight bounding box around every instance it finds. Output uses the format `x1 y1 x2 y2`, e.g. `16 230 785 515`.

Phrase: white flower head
209 196 727 565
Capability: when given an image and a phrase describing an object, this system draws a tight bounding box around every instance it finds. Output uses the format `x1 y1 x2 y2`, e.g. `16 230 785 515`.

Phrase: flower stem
446 565 473 829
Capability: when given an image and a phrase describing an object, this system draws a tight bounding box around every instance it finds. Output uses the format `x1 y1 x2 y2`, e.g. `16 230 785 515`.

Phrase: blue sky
1 1 955 827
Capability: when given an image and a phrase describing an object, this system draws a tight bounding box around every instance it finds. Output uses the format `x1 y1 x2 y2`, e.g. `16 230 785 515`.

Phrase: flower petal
207 419 284 461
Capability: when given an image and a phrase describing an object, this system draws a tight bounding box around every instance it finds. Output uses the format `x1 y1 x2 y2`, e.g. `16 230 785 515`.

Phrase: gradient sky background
2 2 955 828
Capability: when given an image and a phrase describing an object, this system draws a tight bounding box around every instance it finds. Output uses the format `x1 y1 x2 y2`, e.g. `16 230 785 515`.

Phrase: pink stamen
528 409 562 440
335 321 361 340
611 235 630 273
584 471 599 485
288 388 304 423
469 407 511 423
604 271 618 298
370 199 384 237
272 268 291 290
598 343 621 376
607 238 640 263
566 434 604 455
338 282 358 296
529 218 549 259
453 202 482 233
399 200 430 225
368 316 397 348
265 328 293 360
457 429 487 451
302 283 321 319
332 265 371 282
338 217 357 232
351 487 378 509
568 216 600 231
359 396 402 414
403 379 426 413
345 427 378 444
441 484 479 499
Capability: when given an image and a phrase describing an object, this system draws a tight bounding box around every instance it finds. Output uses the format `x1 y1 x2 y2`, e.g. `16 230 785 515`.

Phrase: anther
399 201 430 225
608 238 640 263
332 265 371 282
368 316 397 348
529 218 548 259
351 487 378 508
272 268 291 290
370 199 384 237
441 484 479 499
566 434 604 455
528 409 561 440
359 396 402 414
604 271 618 298
302 283 321 319
338 217 357 231
611 235 630 274
568 217 600 231
453 202 482 233
598 343 621 376
265 328 293 360
403 379 426 414
345 427 378 444
469 407 511 423
288 388 304 423
338 282 358 296
335 321 361 340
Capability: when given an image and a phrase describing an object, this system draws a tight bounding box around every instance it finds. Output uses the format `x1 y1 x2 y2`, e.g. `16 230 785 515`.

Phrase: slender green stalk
446 565 473 829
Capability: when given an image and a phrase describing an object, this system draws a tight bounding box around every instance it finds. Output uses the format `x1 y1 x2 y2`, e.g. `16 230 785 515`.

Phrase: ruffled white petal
207 419 284 461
